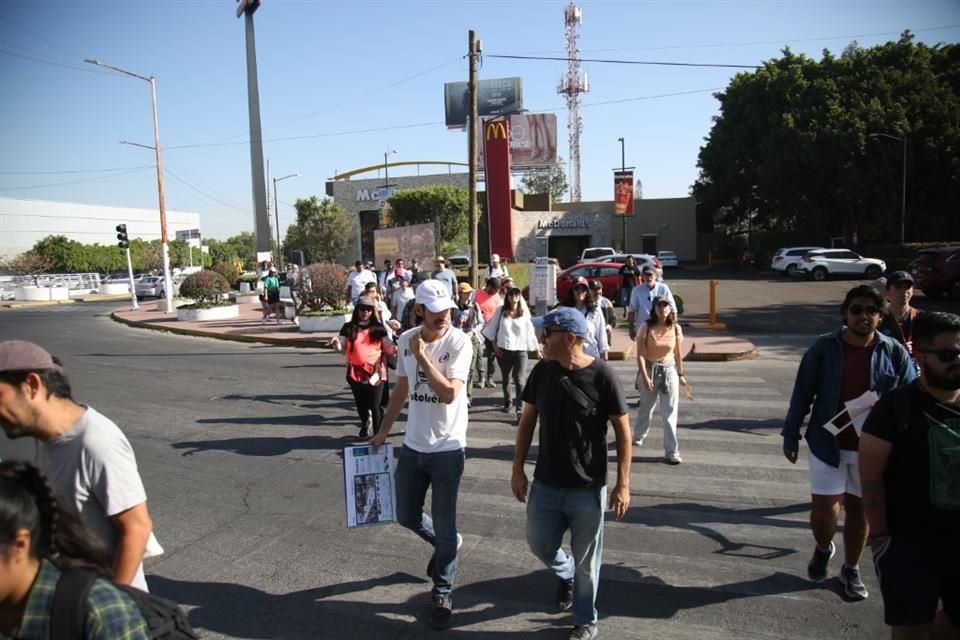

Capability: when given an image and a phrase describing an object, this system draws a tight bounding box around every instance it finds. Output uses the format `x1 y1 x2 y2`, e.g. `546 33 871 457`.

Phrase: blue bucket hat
532 306 589 338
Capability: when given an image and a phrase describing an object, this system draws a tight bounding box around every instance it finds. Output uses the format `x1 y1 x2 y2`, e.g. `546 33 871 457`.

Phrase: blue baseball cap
532 306 588 338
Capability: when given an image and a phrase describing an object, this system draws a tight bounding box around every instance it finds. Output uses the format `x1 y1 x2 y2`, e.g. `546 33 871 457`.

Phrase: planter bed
299 313 350 333
176 304 240 322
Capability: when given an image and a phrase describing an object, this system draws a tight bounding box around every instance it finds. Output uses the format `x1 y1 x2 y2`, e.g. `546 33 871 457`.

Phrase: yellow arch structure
331 161 468 181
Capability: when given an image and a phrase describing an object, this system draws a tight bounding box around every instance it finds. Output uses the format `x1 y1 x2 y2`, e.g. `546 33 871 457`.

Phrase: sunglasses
357 306 374 313
848 304 881 316
916 348 960 364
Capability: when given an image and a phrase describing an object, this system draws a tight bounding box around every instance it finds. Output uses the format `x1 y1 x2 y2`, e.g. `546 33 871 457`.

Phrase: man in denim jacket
783 285 916 601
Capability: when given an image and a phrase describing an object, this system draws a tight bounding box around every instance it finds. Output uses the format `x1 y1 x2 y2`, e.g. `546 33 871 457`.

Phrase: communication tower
557 2 589 202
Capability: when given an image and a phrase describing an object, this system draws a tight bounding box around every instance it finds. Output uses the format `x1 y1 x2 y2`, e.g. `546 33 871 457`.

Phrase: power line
0 165 153 176
167 121 442 150
0 167 153 191
163 167 249 213
0 47 107 74
488 54 758 69
162 156 247 211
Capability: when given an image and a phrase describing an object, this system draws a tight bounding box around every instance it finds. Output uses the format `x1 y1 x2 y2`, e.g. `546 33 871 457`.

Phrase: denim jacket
782 329 916 467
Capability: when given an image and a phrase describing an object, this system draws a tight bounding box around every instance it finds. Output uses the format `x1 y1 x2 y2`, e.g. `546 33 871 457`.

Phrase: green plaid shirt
3 559 149 639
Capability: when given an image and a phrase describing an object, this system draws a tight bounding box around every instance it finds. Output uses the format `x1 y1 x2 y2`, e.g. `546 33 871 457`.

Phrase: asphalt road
0 298 901 639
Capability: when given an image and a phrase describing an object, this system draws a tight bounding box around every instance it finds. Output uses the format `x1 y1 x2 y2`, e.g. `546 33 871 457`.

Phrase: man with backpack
0 340 162 592
860 311 960 639
512 307 632 640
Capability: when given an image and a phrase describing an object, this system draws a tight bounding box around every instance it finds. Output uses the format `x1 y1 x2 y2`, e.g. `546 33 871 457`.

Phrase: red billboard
484 117 514 260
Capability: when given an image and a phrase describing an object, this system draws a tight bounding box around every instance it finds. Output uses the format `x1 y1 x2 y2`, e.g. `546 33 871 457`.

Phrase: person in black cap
878 270 922 356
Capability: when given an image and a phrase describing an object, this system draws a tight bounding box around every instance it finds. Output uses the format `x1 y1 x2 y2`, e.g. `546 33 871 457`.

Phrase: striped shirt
5 559 149 639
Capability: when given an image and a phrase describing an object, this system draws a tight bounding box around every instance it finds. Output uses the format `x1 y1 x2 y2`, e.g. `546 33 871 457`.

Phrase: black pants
347 378 385 432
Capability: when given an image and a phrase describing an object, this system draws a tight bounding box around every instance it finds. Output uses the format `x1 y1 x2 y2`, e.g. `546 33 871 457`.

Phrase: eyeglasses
916 348 960 364
848 304 881 316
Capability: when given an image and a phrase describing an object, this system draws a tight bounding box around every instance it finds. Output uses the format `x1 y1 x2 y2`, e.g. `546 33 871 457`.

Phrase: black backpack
51 569 198 639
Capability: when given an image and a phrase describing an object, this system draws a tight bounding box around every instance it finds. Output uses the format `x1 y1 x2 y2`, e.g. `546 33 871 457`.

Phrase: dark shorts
267 291 280 304
873 537 960 627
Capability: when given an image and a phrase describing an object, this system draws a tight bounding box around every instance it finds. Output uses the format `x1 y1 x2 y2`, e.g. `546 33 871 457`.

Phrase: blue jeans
395 445 465 597
526 480 606 626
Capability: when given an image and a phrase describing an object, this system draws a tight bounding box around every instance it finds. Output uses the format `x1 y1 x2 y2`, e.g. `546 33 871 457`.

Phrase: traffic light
116 224 129 249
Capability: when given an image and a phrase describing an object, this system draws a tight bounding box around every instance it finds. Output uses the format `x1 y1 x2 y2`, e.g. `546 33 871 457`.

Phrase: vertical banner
484 117 514 260
613 170 634 216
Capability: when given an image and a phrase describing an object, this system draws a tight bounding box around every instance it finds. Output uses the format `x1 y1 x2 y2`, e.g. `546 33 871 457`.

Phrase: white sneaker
665 453 682 465
634 438 645 447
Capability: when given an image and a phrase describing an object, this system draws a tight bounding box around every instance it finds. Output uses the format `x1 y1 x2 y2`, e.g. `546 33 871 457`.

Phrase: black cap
886 270 914 287
589 280 603 290
641 265 656 275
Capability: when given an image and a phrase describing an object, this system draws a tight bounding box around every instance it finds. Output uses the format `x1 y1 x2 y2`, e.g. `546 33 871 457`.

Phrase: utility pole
618 137 626 252
468 30 479 288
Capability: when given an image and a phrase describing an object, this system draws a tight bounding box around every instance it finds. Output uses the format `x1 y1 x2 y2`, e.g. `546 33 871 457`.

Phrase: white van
579 247 617 262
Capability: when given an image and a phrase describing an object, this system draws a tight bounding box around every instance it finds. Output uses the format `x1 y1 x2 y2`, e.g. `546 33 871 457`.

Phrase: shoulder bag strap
51 568 97 640
558 375 597 416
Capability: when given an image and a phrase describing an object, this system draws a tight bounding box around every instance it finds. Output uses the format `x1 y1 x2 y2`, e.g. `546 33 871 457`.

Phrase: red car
909 246 960 298
553 261 625 304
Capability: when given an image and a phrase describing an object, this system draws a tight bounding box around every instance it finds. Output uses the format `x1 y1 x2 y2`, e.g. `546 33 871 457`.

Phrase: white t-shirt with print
396 326 473 453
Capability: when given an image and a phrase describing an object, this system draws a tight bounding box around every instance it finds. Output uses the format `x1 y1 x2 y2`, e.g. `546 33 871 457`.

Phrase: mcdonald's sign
485 121 507 141
483 117 514 260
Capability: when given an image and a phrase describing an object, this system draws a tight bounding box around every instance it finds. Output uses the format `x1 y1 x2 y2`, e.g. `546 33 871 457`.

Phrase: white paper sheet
343 444 397 528
823 391 879 437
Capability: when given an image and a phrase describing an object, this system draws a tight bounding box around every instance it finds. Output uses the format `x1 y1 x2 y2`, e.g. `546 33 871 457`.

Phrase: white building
0 197 201 259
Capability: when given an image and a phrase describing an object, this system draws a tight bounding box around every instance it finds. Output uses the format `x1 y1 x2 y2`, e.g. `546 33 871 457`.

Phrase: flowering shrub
298 263 349 313
211 261 242 287
179 270 230 308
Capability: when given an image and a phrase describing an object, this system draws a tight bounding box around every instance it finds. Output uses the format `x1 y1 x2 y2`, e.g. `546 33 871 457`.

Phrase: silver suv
770 246 825 277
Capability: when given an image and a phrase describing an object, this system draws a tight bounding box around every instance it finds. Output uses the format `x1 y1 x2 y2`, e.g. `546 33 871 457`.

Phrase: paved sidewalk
112 300 756 361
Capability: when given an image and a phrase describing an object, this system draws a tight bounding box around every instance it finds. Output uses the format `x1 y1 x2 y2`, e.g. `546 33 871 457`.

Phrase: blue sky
2 0 958 240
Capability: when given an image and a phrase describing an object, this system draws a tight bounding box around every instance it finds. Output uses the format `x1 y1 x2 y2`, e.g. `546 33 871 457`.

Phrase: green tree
387 185 469 252
693 34 960 245
284 196 353 263
519 158 569 202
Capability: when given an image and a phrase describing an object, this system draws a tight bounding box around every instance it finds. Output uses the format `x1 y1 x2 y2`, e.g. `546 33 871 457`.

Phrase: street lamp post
869 132 908 245
382 150 397 226
618 137 626 252
273 173 300 261
85 59 174 313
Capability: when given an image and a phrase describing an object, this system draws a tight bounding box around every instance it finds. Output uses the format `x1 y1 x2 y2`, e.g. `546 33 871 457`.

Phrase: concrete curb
110 312 335 350
687 345 759 362
2 299 76 309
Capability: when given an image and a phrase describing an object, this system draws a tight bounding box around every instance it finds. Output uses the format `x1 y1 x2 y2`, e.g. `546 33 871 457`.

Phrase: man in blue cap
511 307 632 640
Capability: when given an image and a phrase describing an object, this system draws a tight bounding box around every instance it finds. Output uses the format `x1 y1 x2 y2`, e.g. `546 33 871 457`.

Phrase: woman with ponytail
0 461 148 639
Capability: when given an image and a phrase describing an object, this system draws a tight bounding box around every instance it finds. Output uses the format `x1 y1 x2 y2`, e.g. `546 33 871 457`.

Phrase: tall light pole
382 150 397 229
85 58 174 313
236 0 271 257
273 173 300 261
869 132 907 245
618 137 626 252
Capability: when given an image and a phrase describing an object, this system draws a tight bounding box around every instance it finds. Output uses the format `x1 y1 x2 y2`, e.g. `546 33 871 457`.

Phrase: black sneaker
840 563 868 600
569 624 598 640
807 541 835 582
358 426 369 439
431 594 453 629
556 578 574 612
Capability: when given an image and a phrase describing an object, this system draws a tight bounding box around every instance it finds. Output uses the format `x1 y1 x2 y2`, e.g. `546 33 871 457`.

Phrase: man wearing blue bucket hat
511 307 632 640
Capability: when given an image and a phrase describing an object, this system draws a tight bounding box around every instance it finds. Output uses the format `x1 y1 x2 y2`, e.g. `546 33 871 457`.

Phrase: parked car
656 250 679 268
595 253 663 279
446 255 471 270
770 246 826 277
134 276 168 299
578 246 617 262
552 261 624 304
797 249 886 281
908 246 960 298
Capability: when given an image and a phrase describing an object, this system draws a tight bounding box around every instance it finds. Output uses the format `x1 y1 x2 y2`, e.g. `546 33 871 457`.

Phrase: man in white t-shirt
0 340 161 592
346 260 377 302
371 279 472 630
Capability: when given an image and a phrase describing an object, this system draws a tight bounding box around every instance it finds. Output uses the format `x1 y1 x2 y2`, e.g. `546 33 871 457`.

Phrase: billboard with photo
478 113 558 168
444 77 523 128
613 170 635 216
374 222 437 265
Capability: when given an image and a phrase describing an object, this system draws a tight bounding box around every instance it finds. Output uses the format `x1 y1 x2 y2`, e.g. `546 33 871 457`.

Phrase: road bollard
709 279 717 325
